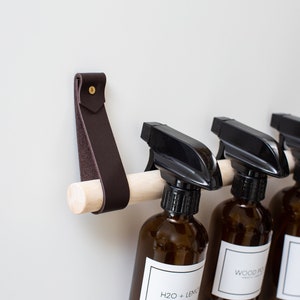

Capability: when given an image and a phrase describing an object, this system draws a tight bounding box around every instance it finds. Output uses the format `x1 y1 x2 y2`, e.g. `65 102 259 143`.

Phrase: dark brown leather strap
74 73 130 213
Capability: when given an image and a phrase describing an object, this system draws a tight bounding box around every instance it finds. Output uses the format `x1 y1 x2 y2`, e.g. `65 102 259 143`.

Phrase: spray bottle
260 113 300 300
129 122 222 300
199 117 289 300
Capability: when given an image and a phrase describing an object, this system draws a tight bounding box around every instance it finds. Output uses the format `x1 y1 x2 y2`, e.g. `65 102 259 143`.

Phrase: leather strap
74 73 130 213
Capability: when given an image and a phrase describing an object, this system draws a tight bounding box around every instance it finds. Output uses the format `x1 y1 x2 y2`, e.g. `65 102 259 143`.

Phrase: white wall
1 1 300 299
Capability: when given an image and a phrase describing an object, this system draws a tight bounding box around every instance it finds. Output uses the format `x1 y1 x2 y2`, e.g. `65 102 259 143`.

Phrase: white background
1 1 299 299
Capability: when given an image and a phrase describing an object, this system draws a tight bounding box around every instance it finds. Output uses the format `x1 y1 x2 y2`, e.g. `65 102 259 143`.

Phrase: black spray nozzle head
271 113 300 156
271 113 300 181
212 117 289 201
211 117 289 178
141 122 222 191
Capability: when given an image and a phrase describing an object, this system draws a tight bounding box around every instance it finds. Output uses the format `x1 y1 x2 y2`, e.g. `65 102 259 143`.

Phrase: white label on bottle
276 234 300 299
139 257 205 300
212 240 271 300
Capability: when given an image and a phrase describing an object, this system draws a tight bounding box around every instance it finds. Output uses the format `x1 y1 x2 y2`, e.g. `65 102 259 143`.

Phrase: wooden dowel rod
67 150 295 214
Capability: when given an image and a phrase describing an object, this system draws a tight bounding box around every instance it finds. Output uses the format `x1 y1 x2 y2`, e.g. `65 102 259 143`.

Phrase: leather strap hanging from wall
74 73 130 213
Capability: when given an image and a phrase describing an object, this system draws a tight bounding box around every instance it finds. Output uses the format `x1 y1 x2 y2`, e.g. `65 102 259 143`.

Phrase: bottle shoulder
209 197 272 245
213 197 272 223
270 183 300 214
139 211 208 246
269 183 300 236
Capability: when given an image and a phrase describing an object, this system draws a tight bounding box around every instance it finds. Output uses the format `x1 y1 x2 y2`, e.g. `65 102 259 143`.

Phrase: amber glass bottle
129 183 209 300
129 122 222 300
259 181 300 299
199 117 289 300
259 113 300 299
199 174 273 300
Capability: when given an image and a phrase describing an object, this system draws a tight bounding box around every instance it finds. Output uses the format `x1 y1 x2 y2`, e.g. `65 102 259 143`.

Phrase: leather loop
74 73 130 213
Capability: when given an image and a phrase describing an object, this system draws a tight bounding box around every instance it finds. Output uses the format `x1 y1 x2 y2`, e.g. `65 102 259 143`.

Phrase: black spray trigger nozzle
271 113 300 153
141 122 222 191
211 117 289 178
271 113 300 181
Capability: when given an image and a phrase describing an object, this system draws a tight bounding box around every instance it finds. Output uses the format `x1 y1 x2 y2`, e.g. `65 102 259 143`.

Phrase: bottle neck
231 171 267 202
161 183 201 216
